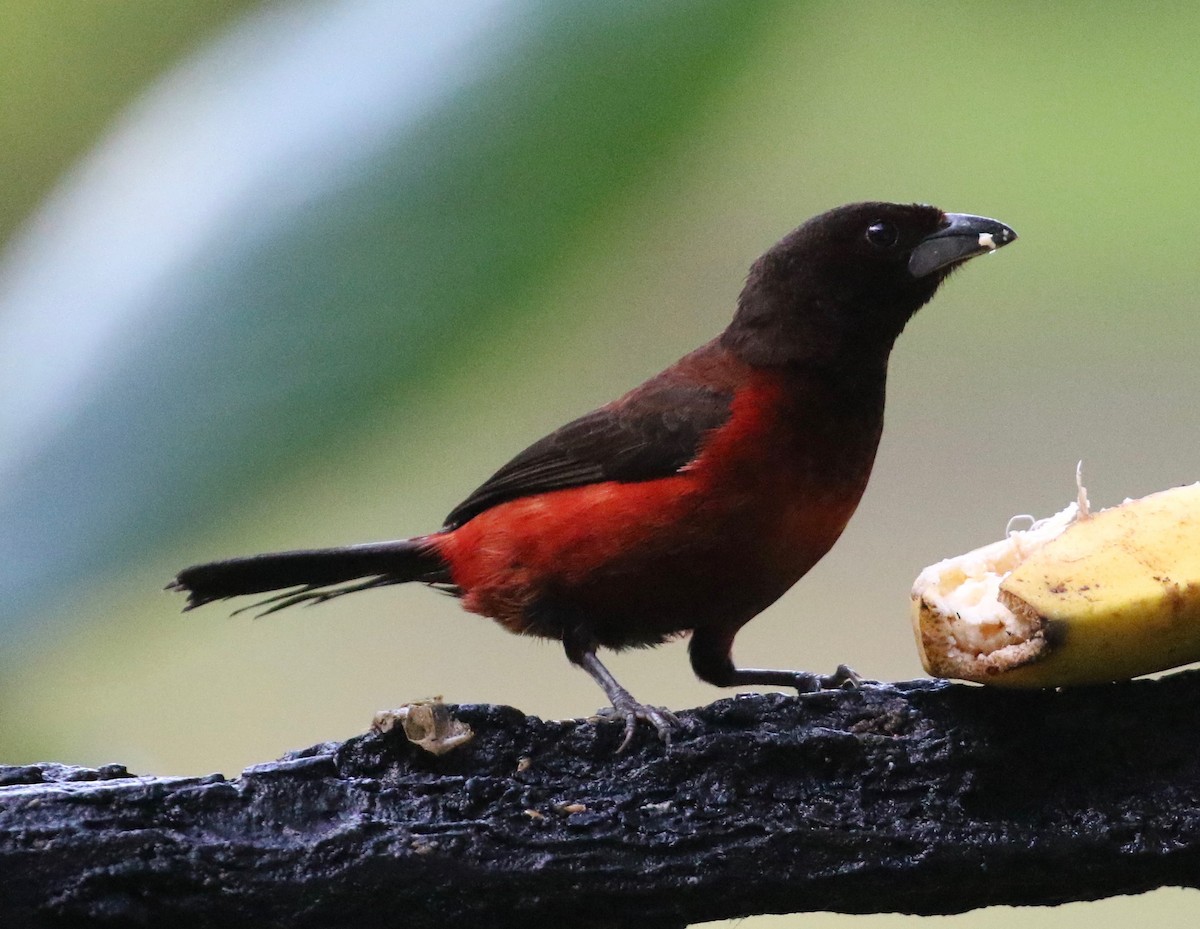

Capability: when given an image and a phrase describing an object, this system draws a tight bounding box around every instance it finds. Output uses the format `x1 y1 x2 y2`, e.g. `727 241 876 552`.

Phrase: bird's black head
722 202 1016 367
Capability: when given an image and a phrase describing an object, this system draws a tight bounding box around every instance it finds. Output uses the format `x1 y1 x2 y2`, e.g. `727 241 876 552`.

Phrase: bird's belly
436 466 863 648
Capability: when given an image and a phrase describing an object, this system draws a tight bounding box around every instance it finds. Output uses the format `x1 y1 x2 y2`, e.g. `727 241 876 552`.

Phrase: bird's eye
866 221 899 248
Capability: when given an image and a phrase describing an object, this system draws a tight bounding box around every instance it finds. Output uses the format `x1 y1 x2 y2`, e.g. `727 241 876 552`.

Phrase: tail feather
168 539 449 611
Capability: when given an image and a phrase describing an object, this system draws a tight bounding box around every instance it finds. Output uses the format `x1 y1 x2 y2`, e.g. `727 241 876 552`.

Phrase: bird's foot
593 698 680 753
575 648 680 751
792 663 864 694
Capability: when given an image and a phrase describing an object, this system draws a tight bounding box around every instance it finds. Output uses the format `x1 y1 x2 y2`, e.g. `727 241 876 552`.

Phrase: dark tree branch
3 673 1200 928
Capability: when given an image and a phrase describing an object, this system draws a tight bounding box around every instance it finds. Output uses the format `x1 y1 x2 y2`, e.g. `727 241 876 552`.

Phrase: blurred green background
2 1 1197 925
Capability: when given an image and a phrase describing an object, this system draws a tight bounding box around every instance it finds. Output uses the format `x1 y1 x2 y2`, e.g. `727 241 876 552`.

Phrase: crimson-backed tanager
171 202 1016 749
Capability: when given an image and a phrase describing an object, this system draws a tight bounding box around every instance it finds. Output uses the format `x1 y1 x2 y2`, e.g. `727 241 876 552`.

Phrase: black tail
168 539 450 614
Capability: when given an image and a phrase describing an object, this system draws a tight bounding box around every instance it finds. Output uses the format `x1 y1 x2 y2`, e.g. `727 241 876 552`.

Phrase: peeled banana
911 480 1200 687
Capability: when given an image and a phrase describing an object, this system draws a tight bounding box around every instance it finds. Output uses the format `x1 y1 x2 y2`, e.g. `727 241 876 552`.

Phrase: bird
170 201 1016 750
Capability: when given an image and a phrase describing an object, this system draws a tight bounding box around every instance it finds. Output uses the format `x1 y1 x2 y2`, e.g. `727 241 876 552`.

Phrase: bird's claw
594 699 680 752
792 663 864 693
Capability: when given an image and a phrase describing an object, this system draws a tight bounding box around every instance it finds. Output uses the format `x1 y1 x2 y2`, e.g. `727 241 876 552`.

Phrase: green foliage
0 0 783 631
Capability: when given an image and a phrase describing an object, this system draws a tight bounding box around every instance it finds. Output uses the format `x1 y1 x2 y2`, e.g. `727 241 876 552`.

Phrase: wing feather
443 383 732 528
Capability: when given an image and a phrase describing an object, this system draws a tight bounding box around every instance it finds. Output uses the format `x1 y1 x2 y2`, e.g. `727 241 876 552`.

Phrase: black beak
908 213 1017 278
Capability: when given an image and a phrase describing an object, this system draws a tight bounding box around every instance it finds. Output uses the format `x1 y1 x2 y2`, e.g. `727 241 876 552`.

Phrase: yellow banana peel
911 479 1200 687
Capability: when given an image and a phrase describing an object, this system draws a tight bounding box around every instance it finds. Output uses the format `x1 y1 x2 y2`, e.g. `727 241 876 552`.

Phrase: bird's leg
563 633 679 751
689 628 863 694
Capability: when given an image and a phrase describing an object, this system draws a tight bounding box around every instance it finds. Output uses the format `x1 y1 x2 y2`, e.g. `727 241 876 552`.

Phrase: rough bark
3 673 1200 928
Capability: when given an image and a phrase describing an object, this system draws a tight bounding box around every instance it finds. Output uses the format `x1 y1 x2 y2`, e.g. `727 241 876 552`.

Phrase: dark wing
443 382 733 528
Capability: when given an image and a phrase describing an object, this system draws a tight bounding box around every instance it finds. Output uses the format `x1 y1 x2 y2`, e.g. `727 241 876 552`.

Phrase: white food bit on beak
978 232 997 250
